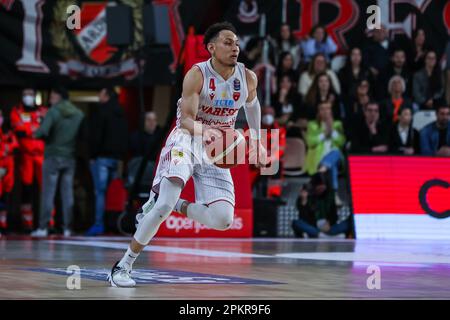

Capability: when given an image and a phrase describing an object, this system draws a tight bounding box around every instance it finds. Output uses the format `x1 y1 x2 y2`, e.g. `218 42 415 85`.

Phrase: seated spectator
407 28 431 73
379 48 412 99
272 23 301 68
303 72 341 120
362 25 392 80
344 79 372 137
298 53 341 97
338 47 371 104
127 111 163 192
413 50 444 110
381 75 414 124
272 75 302 126
129 111 163 161
420 102 450 156
301 24 337 64
351 102 390 154
389 107 420 155
292 171 350 238
304 101 345 204
275 51 299 87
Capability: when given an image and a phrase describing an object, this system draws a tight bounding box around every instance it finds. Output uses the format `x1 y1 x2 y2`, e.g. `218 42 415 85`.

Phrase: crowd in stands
1 23 449 239
240 24 450 238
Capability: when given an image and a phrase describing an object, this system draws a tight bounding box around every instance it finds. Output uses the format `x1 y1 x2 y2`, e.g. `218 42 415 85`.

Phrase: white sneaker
319 232 346 239
63 229 72 237
107 261 136 287
31 228 48 237
135 196 156 228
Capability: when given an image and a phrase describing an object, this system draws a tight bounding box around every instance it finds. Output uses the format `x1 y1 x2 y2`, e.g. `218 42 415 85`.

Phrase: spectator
344 78 372 137
445 39 450 105
292 171 349 238
303 72 341 120
272 75 302 126
420 103 450 156
127 111 163 193
249 106 286 198
272 23 301 68
351 102 390 154
10 87 47 232
408 28 431 72
379 48 412 99
301 24 337 64
86 87 128 236
0 110 18 234
298 53 341 97
338 47 371 105
389 107 420 155
362 25 391 79
275 51 299 87
381 75 414 124
31 86 84 237
413 50 444 110
129 111 162 160
304 101 345 204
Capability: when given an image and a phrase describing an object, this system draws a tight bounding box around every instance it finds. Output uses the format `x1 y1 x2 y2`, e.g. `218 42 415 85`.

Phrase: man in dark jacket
86 87 128 236
31 86 84 237
351 102 390 154
420 103 450 156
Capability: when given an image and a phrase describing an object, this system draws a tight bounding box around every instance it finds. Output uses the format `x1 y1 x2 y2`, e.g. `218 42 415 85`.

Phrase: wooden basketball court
1 236 450 299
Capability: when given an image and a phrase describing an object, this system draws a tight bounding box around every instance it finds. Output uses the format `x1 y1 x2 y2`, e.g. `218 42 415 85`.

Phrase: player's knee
211 206 234 230
153 202 174 222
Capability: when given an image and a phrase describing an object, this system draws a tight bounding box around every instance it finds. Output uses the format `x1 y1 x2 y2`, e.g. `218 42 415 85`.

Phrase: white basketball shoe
107 261 136 288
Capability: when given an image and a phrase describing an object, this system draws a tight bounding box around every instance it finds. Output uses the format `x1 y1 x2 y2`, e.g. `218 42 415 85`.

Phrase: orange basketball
205 128 246 169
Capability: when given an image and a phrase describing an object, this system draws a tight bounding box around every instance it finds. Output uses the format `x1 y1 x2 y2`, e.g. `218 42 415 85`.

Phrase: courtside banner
348 156 450 240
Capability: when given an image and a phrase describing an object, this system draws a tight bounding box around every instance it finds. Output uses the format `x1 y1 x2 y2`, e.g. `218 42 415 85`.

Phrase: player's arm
244 68 261 141
179 67 220 144
179 67 202 136
245 68 268 167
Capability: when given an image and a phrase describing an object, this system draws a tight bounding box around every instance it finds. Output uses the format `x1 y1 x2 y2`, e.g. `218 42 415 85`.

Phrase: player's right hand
202 127 222 145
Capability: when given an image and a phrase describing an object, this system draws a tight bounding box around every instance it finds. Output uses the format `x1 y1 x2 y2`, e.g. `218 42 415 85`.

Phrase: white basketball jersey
176 58 248 129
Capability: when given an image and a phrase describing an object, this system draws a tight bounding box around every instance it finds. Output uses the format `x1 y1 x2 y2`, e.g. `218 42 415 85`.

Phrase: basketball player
108 22 267 287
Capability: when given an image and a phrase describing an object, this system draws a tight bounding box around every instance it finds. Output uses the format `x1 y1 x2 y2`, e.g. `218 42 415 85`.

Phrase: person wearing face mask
248 106 286 198
10 87 48 232
0 110 19 235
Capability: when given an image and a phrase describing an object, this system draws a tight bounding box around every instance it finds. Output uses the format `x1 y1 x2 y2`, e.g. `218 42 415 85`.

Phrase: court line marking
46 240 271 258
46 240 450 265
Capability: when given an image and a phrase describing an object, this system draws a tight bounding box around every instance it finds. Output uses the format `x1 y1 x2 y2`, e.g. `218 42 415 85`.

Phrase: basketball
204 128 246 169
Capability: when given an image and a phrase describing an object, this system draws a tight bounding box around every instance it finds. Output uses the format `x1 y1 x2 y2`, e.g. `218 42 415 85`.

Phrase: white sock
118 247 140 271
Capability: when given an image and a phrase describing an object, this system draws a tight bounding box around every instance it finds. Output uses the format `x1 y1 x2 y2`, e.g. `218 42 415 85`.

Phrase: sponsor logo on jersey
171 149 184 158
233 78 240 91
233 92 240 101
200 105 239 117
213 99 234 107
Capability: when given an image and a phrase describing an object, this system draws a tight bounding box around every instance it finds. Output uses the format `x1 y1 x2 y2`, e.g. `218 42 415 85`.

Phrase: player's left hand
249 139 269 168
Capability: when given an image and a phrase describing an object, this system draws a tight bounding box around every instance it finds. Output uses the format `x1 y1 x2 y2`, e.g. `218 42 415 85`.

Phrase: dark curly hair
203 21 237 51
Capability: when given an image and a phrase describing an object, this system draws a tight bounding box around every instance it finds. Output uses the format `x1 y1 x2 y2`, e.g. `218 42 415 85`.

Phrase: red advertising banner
348 156 450 240
156 164 254 237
